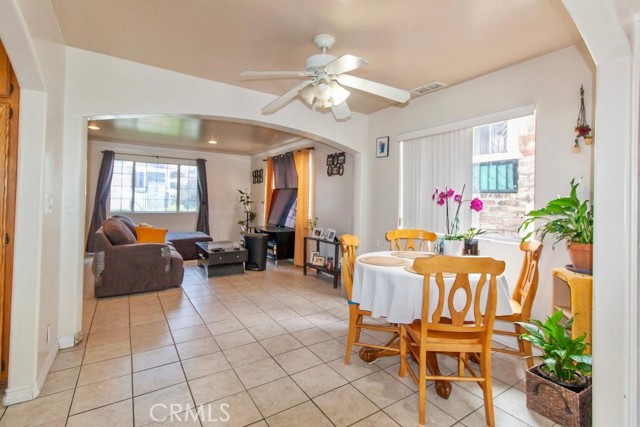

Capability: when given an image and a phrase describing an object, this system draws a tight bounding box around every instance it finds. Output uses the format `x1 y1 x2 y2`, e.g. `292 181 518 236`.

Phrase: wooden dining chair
492 240 543 367
339 234 399 364
385 228 437 251
399 255 505 427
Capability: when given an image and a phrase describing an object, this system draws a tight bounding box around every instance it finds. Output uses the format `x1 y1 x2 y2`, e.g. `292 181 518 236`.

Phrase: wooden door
0 40 19 383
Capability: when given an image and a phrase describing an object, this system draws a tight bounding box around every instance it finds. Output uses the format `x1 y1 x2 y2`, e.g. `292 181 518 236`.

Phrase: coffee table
196 241 248 277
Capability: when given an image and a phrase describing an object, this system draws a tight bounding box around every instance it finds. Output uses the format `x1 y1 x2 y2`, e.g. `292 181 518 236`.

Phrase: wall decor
376 136 390 158
252 169 264 184
326 152 346 176
572 85 592 153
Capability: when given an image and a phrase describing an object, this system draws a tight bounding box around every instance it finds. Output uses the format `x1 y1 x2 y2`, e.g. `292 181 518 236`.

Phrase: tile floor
0 260 558 426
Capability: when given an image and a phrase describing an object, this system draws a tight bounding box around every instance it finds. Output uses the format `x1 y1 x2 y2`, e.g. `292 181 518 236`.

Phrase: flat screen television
267 188 297 229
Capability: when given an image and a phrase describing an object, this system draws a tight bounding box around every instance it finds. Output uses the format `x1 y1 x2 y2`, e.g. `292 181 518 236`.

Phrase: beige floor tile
66 399 133 427
290 327 333 346
132 345 179 372
290 363 348 398
318 320 350 338
70 375 132 415
134 382 194 426
265 400 333 427
78 355 132 387
50 349 84 372
199 391 262 427
494 388 555 427
33 418 67 427
307 338 349 362
491 357 527 386
304 312 341 326
247 321 287 340
133 362 186 396
40 367 80 396
350 411 402 427
290 303 324 316
213 329 256 350
130 311 166 326
327 357 381 382
259 334 303 356
131 331 174 354
278 316 315 332
171 324 211 343
163 306 198 319
248 377 308 417
90 317 130 333
145 412 202 426
181 351 231 380
168 315 204 330
238 312 272 328
223 342 270 368
176 336 220 360
199 308 236 324
352 371 414 409
265 307 299 322
83 340 131 364
426 383 484 420
234 357 287 389
460 405 531 427
131 320 170 338
189 369 244 406
457 375 510 400
273 347 323 375
0 390 73 427
206 318 245 336
313 384 378 427
86 327 130 348
383 394 457 427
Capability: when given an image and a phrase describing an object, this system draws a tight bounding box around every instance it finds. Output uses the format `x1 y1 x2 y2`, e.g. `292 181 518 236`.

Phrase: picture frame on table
325 229 337 242
312 227 324 238
309 251 320 263
312 256 325 266
376 136 390 158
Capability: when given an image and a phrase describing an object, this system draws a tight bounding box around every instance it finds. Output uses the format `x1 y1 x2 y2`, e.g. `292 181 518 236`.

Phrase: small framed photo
312 227 324 238
337 152 346 164
376 136 390 158
309 251 320 262
325 229 337 242
312 256 325 266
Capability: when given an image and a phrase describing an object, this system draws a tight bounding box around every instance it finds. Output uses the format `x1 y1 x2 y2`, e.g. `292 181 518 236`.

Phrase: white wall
366 45 595 333
0 0 66 403
86 140 251 241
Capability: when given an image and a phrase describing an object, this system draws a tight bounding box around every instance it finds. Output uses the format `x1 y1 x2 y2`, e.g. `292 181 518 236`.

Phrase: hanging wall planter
573 85 593 153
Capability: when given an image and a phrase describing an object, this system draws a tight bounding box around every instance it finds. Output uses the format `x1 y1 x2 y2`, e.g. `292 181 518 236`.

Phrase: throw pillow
103 218 137 245
111 214 137 237
135 226 168 243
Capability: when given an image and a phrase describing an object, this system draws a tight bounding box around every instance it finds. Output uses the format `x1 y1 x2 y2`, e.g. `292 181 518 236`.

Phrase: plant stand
525 364 592 427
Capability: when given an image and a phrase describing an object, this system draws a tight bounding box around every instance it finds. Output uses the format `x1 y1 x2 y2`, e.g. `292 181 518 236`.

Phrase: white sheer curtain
401 128 473 234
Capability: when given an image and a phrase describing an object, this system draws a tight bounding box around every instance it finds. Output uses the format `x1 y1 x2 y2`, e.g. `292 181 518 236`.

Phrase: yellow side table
552 267 592 352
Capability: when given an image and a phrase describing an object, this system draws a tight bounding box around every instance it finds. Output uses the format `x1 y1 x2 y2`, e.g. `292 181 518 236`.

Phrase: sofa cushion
102 218 137 245
111 214 137 237
135 226 168 243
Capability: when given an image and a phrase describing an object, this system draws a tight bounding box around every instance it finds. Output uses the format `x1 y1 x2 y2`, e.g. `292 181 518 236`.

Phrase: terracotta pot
568 242 593 271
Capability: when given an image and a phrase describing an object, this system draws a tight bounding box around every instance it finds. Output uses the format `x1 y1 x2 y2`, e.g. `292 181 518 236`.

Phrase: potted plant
516 310 592 426
462 227 485 255
237 189 256 234
432 185 483 255
519 178 593 271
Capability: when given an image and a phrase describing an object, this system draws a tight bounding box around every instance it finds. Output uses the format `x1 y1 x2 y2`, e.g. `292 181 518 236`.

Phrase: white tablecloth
352 251 513 324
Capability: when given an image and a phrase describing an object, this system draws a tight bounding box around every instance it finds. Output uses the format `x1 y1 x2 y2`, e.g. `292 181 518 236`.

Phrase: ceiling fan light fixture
299 85 316 105
329 81 350 105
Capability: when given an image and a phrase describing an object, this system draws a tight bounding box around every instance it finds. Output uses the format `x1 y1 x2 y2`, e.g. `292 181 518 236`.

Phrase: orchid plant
432 184 484 240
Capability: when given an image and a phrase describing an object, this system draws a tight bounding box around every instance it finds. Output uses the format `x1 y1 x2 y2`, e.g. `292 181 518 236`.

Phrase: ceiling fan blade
331 101 351 120
261 80 314 114
324 54 369 75
336 74 410 103
240 70 312 78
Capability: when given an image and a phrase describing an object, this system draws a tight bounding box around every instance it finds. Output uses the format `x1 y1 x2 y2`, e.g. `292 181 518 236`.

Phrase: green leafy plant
516 310 592 383
462 227 486 240
519 178 593 246
237 189 256 232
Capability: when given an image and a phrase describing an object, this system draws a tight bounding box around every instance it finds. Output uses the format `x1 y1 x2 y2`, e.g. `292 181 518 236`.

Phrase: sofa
92 215 184 297
166 231 213 260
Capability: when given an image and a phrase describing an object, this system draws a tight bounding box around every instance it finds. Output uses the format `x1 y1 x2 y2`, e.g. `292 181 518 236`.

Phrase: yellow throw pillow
134 226 167 243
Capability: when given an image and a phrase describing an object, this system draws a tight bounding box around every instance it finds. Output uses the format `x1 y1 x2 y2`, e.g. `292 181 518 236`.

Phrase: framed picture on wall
376 136 390 158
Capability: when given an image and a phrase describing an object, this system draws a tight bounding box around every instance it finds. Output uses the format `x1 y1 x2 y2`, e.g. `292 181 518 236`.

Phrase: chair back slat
386 229 436 252
339 234 359 300
512 240 543 318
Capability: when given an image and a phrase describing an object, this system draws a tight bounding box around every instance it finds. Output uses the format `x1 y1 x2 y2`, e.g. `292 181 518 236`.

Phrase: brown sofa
92 216 184 298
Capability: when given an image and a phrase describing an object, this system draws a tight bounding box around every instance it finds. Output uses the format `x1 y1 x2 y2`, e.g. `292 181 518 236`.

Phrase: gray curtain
195 158 210 235
86 150 115 253
273 152 297 189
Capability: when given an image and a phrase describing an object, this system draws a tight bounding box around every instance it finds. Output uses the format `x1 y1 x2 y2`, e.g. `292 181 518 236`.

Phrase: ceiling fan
240 34 411 120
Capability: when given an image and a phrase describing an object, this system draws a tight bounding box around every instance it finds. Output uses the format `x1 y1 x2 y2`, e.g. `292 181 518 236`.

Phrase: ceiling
54 0 583 154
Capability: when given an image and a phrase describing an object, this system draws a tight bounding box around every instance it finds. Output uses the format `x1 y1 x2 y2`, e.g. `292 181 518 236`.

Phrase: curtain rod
262 147 314 162
102 151 205 162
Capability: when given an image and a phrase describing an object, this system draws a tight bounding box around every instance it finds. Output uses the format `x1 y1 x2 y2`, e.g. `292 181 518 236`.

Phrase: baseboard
35 343 59 396
58 334 76 350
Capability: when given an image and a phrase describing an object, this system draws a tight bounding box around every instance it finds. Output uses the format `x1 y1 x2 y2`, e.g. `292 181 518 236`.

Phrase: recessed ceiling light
88 124 100 130
208 140 218 145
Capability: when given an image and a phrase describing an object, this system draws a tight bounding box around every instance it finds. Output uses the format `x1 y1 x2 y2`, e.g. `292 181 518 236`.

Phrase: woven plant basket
525 364 592 427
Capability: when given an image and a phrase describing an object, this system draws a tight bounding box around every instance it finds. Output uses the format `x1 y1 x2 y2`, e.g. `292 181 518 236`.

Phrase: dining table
351 250 513 398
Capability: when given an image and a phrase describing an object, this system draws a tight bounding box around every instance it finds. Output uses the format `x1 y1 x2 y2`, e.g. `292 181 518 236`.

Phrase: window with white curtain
399 106 535 240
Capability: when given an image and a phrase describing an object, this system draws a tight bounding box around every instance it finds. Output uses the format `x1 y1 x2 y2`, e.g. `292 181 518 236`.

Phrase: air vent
412 81 448 95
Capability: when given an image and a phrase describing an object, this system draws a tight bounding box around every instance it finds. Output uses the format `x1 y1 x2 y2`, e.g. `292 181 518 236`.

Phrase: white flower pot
442 239 464 256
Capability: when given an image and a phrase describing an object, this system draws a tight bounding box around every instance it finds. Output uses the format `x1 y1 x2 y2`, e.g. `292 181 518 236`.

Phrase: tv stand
256 226 295 266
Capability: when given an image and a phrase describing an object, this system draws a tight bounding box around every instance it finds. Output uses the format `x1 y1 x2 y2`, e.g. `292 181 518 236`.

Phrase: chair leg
480 350 495 427
399 325 407 377
418 345 427 426
344 307 357 364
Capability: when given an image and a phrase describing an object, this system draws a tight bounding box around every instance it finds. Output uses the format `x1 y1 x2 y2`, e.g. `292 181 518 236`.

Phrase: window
473 159 519 193
110 159 198 213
